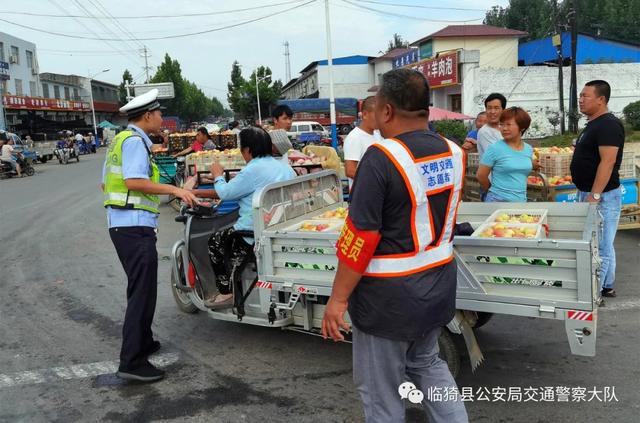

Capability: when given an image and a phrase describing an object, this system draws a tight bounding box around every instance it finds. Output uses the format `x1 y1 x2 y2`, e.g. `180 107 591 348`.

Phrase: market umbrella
429 107 473 121
98 120 119 129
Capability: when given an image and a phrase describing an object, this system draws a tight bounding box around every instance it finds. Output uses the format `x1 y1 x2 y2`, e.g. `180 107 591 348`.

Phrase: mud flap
447 310 485 372
565 309 597 357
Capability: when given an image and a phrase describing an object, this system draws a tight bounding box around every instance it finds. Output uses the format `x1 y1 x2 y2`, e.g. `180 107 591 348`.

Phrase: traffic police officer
102 89 197 382
322 69 469 422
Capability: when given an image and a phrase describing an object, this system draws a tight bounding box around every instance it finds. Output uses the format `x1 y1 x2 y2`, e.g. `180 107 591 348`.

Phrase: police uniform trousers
109 226 158 370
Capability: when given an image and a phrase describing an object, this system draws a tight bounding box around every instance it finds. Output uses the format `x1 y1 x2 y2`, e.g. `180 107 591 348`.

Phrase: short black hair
585 80 611 103
484 93 507 109
239 126 272 158
272 104 293 120
197 127 209 137
378 68 430 115
0 132 7 142
229 120 239 129
362 96 376 112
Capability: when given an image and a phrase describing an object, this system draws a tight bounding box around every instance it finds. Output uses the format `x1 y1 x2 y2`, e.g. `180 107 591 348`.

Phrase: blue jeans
578 187 622 291
484 191 506 202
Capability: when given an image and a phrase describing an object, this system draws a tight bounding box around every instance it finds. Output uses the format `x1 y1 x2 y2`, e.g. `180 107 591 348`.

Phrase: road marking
0 353 179 389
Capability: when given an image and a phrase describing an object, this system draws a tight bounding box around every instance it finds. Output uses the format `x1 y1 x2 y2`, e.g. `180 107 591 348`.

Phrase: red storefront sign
409 52 459 89
2 95 91 111
92 100 120 113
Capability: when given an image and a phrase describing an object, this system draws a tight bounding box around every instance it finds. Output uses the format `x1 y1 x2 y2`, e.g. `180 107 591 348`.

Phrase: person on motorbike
0 136 22 177
187 126 296 309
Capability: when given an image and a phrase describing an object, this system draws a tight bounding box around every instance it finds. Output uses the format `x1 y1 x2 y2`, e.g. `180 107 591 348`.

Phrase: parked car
286 121 329 140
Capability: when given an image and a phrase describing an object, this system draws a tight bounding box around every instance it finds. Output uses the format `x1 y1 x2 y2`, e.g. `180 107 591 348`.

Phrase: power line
352 0 486 12
0 1 308 20
47 0 143 66
340 0 484 23
74 0 144 58
0 0 316 41
89 0 146 50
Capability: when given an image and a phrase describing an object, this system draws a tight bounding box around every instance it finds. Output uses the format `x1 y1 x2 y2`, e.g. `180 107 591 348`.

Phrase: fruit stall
463 147 640 230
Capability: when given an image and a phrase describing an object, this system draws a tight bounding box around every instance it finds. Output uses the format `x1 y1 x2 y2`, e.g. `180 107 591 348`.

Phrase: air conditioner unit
9 55 18 64
31 68 38 75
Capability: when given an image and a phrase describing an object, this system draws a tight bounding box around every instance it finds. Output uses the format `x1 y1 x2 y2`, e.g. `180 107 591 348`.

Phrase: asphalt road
0 152 639 423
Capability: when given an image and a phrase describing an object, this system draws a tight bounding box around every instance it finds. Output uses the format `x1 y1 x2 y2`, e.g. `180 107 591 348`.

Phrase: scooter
0 154 35 179
170 202 259 320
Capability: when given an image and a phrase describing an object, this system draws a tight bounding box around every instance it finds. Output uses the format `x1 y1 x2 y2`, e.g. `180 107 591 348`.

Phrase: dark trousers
109 226 158 370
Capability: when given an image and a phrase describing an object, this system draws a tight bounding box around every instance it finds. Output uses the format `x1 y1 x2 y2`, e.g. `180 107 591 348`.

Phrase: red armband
335 216 381 274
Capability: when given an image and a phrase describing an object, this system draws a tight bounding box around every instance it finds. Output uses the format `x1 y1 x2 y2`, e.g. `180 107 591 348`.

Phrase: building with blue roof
519 32 640 65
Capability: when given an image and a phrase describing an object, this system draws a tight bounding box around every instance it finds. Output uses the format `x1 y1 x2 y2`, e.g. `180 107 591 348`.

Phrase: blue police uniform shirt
103 124 159 228
213 156 296 236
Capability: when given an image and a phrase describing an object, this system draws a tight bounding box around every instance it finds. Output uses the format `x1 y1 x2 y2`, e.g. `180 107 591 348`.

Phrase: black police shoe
145 340 161 356
117 362 165 383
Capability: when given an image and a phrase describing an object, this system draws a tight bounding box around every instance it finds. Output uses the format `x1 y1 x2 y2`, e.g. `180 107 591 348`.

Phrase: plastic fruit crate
487 208 548 225
538 152 572 178
471 221 544 239
620 150 636 179
283 220 343 234
466 153 479 176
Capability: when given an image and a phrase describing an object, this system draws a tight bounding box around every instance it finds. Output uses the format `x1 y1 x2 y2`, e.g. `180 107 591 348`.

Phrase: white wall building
463 62 640 137
0 31 40 98
281 55 374 100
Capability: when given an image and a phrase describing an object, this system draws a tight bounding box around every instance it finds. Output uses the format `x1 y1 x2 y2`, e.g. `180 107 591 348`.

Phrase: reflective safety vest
364 137 465 278
103 130 160 214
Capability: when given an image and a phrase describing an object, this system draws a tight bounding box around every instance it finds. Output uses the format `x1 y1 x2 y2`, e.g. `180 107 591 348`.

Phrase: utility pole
284 41 291 82
552 0 565 134
141 46 151 83
324 0 338 149
568 0 579 133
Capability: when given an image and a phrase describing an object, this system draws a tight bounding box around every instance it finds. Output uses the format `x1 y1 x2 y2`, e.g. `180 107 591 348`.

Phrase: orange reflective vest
364 137 465 278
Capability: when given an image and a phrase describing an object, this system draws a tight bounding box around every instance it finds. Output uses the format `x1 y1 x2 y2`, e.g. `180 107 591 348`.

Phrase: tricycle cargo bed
253 172 599 356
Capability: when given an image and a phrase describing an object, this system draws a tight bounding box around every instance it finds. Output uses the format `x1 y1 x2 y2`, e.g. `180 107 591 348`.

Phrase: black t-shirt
347 130 458 341
570 113 624 193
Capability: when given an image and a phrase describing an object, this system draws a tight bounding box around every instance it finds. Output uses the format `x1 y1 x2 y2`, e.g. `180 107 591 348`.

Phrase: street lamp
88 68 110 144
255 71 269 126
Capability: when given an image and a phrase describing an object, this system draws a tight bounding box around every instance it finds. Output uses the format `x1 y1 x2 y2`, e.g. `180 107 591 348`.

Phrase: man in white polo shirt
343 96 382 189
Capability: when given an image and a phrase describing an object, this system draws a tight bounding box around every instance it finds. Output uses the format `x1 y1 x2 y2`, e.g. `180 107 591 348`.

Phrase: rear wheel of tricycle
171 264 198 314
438 329 460 379
472 312 493 329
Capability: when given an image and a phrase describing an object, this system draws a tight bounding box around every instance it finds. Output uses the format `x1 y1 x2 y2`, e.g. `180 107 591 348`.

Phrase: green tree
386 33 409 52
227 61 249 117
484 0 555 41
118 69 132 105
485 0 640 44
227 62 283 120
150 53 185 117
148 53 224 121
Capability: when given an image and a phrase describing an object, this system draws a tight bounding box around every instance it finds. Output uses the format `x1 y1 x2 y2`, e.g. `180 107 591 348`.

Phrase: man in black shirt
322 69 467 422
570 80 624 298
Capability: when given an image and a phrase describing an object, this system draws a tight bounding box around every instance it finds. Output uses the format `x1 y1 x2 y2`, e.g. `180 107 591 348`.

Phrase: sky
1 0 508 106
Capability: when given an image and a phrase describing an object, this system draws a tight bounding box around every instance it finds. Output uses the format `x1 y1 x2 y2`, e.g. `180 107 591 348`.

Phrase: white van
286 121 329 140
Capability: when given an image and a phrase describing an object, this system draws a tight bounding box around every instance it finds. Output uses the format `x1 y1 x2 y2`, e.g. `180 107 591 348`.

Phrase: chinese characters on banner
2 95 91 111
392 49 419 69
409 52 459 89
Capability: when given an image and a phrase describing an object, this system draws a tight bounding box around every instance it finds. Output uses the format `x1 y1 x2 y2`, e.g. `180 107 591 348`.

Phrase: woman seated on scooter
189 126 296 309
0 137 22 177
